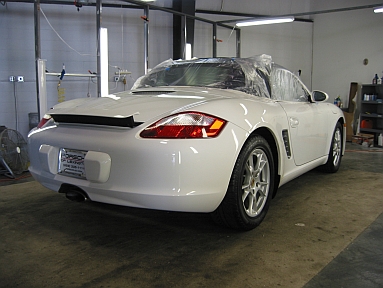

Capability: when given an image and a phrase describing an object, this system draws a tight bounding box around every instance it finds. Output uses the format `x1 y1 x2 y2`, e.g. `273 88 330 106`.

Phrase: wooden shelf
361 113 383 118
360 128 383 134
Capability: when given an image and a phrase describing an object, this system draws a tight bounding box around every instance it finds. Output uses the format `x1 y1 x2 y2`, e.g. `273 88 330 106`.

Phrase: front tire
212 135 275 231
319 122 343 173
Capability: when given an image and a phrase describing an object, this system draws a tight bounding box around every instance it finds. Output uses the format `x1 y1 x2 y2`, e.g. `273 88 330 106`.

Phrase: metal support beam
236 28 241 58
144 5 149 74
34 0 41 119
212 23 217 58
96 0 102 97
181 15 186 58
172 0 195 60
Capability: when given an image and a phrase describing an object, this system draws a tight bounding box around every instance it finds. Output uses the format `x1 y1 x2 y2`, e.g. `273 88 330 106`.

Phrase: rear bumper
28 123 247 212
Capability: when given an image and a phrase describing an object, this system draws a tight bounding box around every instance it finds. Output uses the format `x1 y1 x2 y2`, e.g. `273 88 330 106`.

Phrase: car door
270 68 329 166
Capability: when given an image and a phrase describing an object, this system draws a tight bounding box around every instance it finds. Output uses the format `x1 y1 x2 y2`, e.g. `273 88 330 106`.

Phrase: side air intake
282 129 291 158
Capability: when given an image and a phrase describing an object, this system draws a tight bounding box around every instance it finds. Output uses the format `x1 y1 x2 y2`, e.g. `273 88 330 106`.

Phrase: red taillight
140 112 227 139
37 114 52 128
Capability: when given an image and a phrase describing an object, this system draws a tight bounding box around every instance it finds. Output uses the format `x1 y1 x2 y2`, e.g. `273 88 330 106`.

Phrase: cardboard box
343 111 354 142
351 133 374 145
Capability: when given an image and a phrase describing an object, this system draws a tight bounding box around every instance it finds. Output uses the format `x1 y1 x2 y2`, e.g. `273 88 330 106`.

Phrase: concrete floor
1 143 382 288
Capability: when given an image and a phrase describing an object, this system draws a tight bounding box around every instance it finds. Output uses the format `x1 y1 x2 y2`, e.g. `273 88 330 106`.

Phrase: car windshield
132 56 274 98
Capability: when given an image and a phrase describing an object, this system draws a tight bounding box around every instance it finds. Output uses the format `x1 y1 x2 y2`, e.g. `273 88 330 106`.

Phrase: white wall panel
312 3 383 106
240 22 313 87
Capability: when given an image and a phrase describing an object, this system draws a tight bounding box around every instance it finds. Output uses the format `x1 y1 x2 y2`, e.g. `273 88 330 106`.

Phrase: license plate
58 148 87 179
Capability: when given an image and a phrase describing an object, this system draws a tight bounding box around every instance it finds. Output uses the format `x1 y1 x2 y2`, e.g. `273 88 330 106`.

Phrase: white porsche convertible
28 55 345 231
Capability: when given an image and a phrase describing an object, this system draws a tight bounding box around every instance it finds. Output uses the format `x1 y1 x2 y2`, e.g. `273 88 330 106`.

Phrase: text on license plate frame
58 148 87 179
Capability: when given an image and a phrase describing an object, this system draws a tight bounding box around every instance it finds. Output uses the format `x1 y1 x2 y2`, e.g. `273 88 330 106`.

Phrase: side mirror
312 90 329 102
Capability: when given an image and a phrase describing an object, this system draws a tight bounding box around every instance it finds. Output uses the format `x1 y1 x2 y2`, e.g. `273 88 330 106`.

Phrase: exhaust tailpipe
65 190 88 202
59 184 89 202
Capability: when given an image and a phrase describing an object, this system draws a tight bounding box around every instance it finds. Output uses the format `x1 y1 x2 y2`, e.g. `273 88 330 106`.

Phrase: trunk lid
49 87 232 123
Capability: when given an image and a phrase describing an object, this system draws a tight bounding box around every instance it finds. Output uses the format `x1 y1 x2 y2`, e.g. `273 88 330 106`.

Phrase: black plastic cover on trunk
51 114 141 128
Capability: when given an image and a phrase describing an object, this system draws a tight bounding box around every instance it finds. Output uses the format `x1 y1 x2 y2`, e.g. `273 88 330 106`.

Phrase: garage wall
311 1 383 107
194 21 313 88
0 2 173 139
194 0 314 86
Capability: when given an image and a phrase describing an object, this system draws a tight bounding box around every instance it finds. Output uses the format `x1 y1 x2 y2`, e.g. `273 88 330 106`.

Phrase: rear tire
318 122 343 173
212 135 275 231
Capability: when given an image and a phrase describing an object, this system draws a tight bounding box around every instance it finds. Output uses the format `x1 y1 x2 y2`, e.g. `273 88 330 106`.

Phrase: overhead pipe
120 0 240 58
207 3 383 25
118 0 235 29
12 0 383 22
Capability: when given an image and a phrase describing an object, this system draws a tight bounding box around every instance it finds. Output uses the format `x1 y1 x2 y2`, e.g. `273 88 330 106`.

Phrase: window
270 68 309 102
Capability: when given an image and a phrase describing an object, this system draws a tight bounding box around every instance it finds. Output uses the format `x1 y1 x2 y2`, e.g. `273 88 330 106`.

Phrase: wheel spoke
248 194 255 213
247 155 254 173
255 195 263 211
258 184 268 197
242 183 250 190
257 153 267 171
242 187 250 202
245 162 251 175
259 181 269 187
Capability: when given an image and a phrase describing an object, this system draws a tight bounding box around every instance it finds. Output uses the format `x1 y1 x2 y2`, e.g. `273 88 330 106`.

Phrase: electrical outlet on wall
9 76 16 82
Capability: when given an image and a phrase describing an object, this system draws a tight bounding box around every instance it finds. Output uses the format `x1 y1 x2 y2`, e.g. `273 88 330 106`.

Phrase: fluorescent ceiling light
100 27 109 97
185 43 192 60
236 16 294 27
374 6 383 13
